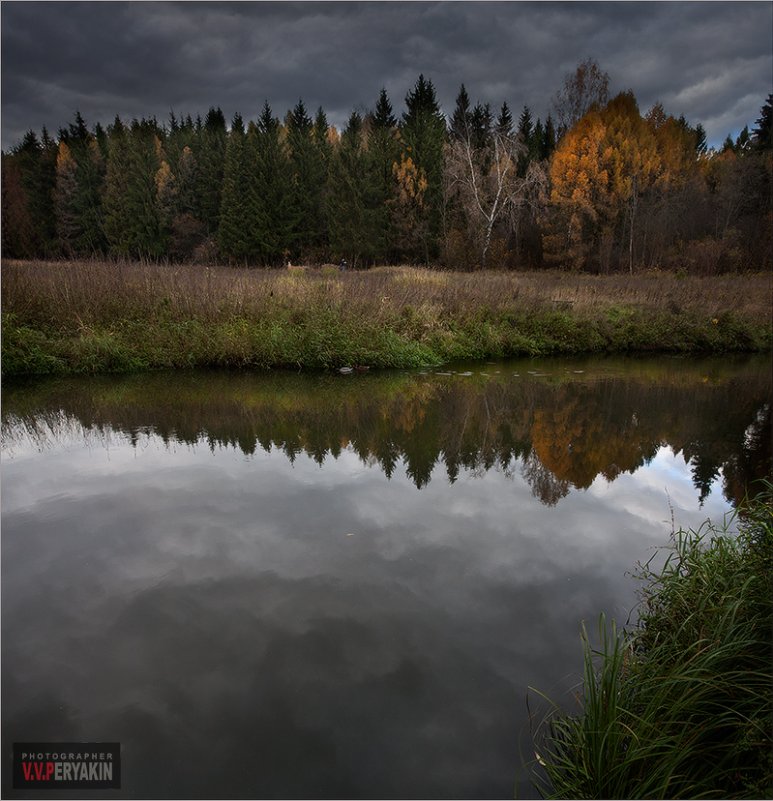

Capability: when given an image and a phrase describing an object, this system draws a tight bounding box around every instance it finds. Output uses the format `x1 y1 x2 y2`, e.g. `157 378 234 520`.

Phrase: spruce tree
496 102 514 137
10 130 58 255
365 88 400 261
195 107 227 236
103 117 132 254
53 141 81 255
218 113 251 262
286 99 327 259
398 74 447 261
450 85 472 141
542 115 557 160
517 106 534 175
327 111 375 266
752 94 772 151
694 123 708 155
470 102 492 150
55 111 106 255
247 101 294 264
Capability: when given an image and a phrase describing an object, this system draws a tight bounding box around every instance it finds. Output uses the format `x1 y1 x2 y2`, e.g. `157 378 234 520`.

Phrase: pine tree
470 102 492 150
286 99 327 258
247 101 294 264
397 74 447 261
8 130 58 255
450 85 472 141
218 113 251 262
103 119 165 258
543 115 557 160
365 88 400 261
518 106 534 145
752 94 772 151
53 141 81 255
532 118 545 161
102 117 131 254
517 106 537 176
495 102 514 137
53 112 106 255
195 107 227 236
694 123 708 155
327 111 377 266
156 121 205 262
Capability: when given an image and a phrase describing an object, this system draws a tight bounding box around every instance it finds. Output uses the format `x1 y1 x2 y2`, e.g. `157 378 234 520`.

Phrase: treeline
2 61 771 272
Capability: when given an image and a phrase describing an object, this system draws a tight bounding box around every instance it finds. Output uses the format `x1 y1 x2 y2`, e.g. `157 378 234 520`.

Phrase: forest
2 60 772 274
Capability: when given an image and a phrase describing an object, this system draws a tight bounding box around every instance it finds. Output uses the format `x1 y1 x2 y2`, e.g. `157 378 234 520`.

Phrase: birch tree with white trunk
444 124 545 267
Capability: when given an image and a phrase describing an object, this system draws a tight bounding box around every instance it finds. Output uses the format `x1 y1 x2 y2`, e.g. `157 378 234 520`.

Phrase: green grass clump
532 484 773 799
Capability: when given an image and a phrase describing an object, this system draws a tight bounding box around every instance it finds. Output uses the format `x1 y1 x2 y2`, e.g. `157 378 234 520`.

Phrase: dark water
2 355 770 799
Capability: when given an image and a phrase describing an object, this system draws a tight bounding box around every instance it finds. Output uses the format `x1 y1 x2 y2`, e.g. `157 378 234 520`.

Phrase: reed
531 484 773 799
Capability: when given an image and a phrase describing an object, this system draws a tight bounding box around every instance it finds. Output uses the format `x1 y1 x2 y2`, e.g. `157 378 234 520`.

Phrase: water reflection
1 355 770 799
3 355 770 507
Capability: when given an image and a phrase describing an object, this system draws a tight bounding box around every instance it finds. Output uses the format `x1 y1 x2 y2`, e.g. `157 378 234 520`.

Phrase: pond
2 354 770 799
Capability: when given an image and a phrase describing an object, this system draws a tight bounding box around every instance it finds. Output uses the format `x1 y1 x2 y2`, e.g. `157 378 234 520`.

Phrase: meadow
2 260 771 376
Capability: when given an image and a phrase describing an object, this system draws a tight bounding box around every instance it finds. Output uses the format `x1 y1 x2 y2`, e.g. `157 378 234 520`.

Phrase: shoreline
3 261 771 378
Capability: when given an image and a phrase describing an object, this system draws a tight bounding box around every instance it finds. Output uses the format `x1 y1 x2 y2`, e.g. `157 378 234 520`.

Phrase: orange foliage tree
544 92 681 272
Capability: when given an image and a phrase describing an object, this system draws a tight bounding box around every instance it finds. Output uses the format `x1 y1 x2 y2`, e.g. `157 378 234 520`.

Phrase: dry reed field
2 259 771 376
3 259 772 325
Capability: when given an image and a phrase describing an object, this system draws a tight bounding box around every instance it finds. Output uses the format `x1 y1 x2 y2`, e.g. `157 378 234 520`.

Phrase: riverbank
531 485 773 799
2 260 771 377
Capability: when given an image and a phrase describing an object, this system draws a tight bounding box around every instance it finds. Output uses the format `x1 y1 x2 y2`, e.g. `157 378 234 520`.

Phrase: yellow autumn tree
390 152 430 259
543 108 612 270
544 91 666 272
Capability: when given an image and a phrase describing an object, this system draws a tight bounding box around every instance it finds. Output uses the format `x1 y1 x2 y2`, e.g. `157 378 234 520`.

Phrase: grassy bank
531 485 773 799
2 260 771 376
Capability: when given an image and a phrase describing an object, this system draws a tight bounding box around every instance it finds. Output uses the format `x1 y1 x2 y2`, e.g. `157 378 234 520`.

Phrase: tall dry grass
3 259 771 329
2 260 771 376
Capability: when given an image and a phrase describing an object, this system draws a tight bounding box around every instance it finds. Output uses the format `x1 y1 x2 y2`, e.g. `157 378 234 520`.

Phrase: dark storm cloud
2 1 771 150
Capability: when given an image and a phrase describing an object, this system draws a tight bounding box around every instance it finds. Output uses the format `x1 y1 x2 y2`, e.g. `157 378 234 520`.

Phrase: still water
2 355 770 799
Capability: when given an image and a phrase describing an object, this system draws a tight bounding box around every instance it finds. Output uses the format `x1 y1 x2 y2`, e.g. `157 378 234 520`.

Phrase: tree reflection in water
3 355 770 509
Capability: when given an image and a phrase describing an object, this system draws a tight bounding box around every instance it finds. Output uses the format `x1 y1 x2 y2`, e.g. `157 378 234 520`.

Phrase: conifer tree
518 106 534 145
102 117 131 254
365 88 400 261
247 101 294 264
496 102 514 137
326 111 377 266
286 99 327 258
470 102 493 150
195 107 227 236
542 115 557 160
53 112 106 255
694 123 708 155
218 113 251 262
53 141 83 255
7 130 58 255
751 94 772 151
103 119 165 258
450 85 472 141
517 106 535 175
397 74 447 261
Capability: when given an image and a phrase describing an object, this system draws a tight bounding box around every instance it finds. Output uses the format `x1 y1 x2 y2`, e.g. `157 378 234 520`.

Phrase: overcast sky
2 1 771 151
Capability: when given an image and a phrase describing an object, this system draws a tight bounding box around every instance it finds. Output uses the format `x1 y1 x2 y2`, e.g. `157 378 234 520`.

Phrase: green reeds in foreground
531 483 773 799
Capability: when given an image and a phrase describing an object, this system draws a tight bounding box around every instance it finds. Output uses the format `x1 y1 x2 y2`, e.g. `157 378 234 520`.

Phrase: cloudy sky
2 1 771 151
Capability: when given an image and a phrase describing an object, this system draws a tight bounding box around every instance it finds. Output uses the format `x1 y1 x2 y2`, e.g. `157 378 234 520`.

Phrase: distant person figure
339 258 347 272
